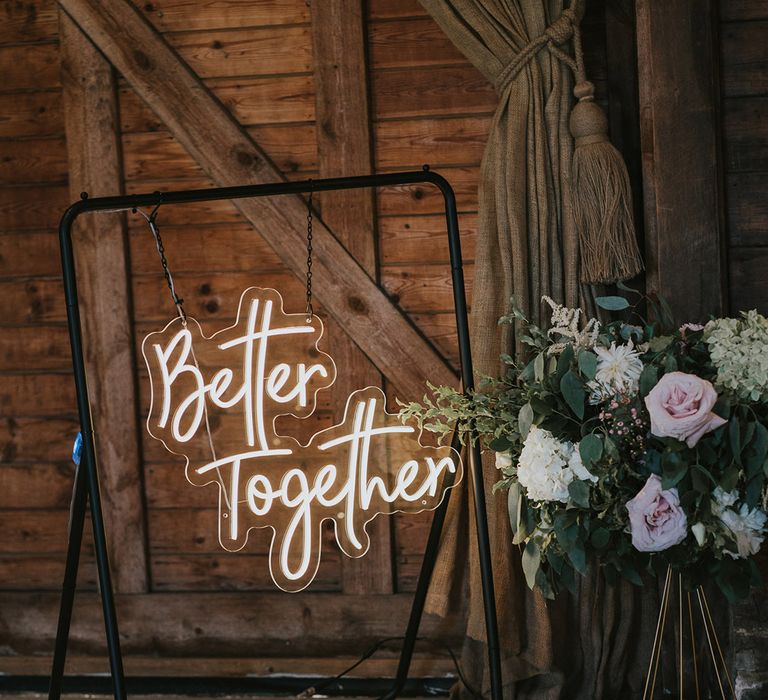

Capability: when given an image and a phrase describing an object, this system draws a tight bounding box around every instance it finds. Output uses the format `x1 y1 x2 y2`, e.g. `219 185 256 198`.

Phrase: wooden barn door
1 0 481 675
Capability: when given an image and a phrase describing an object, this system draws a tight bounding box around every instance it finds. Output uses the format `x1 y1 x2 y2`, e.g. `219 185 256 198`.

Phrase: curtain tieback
494 0 644 285
493 6 582 95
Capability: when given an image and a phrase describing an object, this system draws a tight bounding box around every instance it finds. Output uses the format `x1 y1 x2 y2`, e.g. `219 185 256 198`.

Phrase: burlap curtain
418 1 655 697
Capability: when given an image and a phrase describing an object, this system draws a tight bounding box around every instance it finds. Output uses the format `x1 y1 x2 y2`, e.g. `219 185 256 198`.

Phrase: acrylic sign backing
142 287 462 592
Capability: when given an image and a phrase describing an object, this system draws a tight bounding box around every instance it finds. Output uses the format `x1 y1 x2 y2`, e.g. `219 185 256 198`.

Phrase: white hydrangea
495 451 513 470
542 296 601 354
704 310 768 402
517 426 597 503
719 504 767 559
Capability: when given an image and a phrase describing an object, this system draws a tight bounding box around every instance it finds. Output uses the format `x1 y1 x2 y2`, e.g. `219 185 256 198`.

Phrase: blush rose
626 474 688 552
644 371 726 448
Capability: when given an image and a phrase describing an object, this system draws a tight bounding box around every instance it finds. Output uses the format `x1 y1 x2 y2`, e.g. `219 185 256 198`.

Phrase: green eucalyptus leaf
745 422 768 478
661 450 688 488
578 351 598 380
579 433 603 467
567 539 587 574
556 344 575 380
729 417 742 465
560 370 586 419
518 402 534 440
596 295 630 311
604 437 620 463
639 365 659 397
507 482 522 536
522 540 541 590
568 480 591 508
534 352 546 382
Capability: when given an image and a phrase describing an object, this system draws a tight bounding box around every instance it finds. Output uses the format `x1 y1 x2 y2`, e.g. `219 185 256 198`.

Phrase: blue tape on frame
72 431 83 466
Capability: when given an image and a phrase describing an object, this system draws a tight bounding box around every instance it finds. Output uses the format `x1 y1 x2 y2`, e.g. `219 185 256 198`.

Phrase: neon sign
142 287 462 591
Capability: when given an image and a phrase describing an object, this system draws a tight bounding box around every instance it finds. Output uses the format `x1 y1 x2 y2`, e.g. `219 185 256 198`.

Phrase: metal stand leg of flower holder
642 566 735 700
47 169 503 700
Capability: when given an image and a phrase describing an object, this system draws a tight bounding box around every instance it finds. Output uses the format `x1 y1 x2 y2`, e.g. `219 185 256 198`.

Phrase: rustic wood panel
150 553 341 592
0 326 71 370
0 0 58 43
0 653 455 677
377 166 479 216
379 214 477 264
0 232 60 276
720 22 768 97
50 0 463 403
381 265 474 313
122 126 318 180
368 0 427 21
119 75 315 131
722 97 768 172
0 591 462 655
726 172 768 246
375 116 490 169
0 463 76 509
0 553 97 589
60 9 149 594
729 248 768 313
0 277 65 324
134 0 309 32
719 0 768 22
0 416 78 463
0 185 69 230
636 0 726 320
165 26 312 79
0 91 63 138
0 373 75 416
129 223 282 274
0 136 67 185
0 509 83 553
0 43 60 91
368 17 467 69
372 65 495 119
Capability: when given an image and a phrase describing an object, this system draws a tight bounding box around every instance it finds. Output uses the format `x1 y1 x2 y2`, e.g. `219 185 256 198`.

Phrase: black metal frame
49 169 502 700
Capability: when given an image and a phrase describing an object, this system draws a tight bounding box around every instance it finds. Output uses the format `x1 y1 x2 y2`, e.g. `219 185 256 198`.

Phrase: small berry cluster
599 395 649 463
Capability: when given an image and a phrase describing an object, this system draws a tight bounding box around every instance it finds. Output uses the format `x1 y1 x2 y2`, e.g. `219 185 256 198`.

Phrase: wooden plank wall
0 0 611 661
719 0 768 313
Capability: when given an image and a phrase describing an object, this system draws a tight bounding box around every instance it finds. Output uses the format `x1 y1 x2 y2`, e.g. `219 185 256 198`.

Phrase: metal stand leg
468 439 503 699
48 460 88 700
84 434 128 700
380 433 461 700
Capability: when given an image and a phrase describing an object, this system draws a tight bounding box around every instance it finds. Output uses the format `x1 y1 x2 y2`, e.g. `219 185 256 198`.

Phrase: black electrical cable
295 636 484 700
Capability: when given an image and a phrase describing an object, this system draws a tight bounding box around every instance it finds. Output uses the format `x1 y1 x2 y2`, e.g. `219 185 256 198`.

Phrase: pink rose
626 475 688 552
644 371 726 448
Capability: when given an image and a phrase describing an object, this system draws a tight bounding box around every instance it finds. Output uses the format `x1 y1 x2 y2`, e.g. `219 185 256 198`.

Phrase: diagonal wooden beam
59 10 149 593
57 0 458 401
311 0 393 595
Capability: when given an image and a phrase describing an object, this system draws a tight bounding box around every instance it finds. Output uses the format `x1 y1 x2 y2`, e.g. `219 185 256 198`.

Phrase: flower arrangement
400 288 768 601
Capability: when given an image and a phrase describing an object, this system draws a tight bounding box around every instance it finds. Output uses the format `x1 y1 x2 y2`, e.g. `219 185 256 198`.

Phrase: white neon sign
142 287 462 592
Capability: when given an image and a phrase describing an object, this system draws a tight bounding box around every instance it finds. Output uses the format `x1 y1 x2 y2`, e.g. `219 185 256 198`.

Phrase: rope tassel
570 80 644 284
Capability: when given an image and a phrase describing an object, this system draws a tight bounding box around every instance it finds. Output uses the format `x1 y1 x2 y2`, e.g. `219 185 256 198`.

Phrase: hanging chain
135 204 187 324
305 183 314 323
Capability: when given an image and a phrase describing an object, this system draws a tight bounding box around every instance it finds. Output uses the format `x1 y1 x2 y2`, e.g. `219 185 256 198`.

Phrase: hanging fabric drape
418 1 652 697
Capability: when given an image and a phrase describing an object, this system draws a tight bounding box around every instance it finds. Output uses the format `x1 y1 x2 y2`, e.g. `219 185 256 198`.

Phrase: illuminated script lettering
142 287 462 591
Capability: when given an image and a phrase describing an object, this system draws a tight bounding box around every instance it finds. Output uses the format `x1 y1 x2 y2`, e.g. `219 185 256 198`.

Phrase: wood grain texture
726 172 768 246
0 591 462 655
720 22 768 97
0 91 64 138
0 0 58 43
372 65 495 119
0 136 67 185
311 0 392 595
636 0 727 320
0 373 76 416
134 0 309 32
0 42 60 90
722 96 768 172
0 185 69 230
0 326 71 370
719 0 768 22
58 0 457 403
59 10 149 593
119 74 315 131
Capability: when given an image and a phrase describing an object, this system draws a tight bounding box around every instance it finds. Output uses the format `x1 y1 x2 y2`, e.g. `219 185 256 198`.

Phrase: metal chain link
305 184 314 323
135 204 187 324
